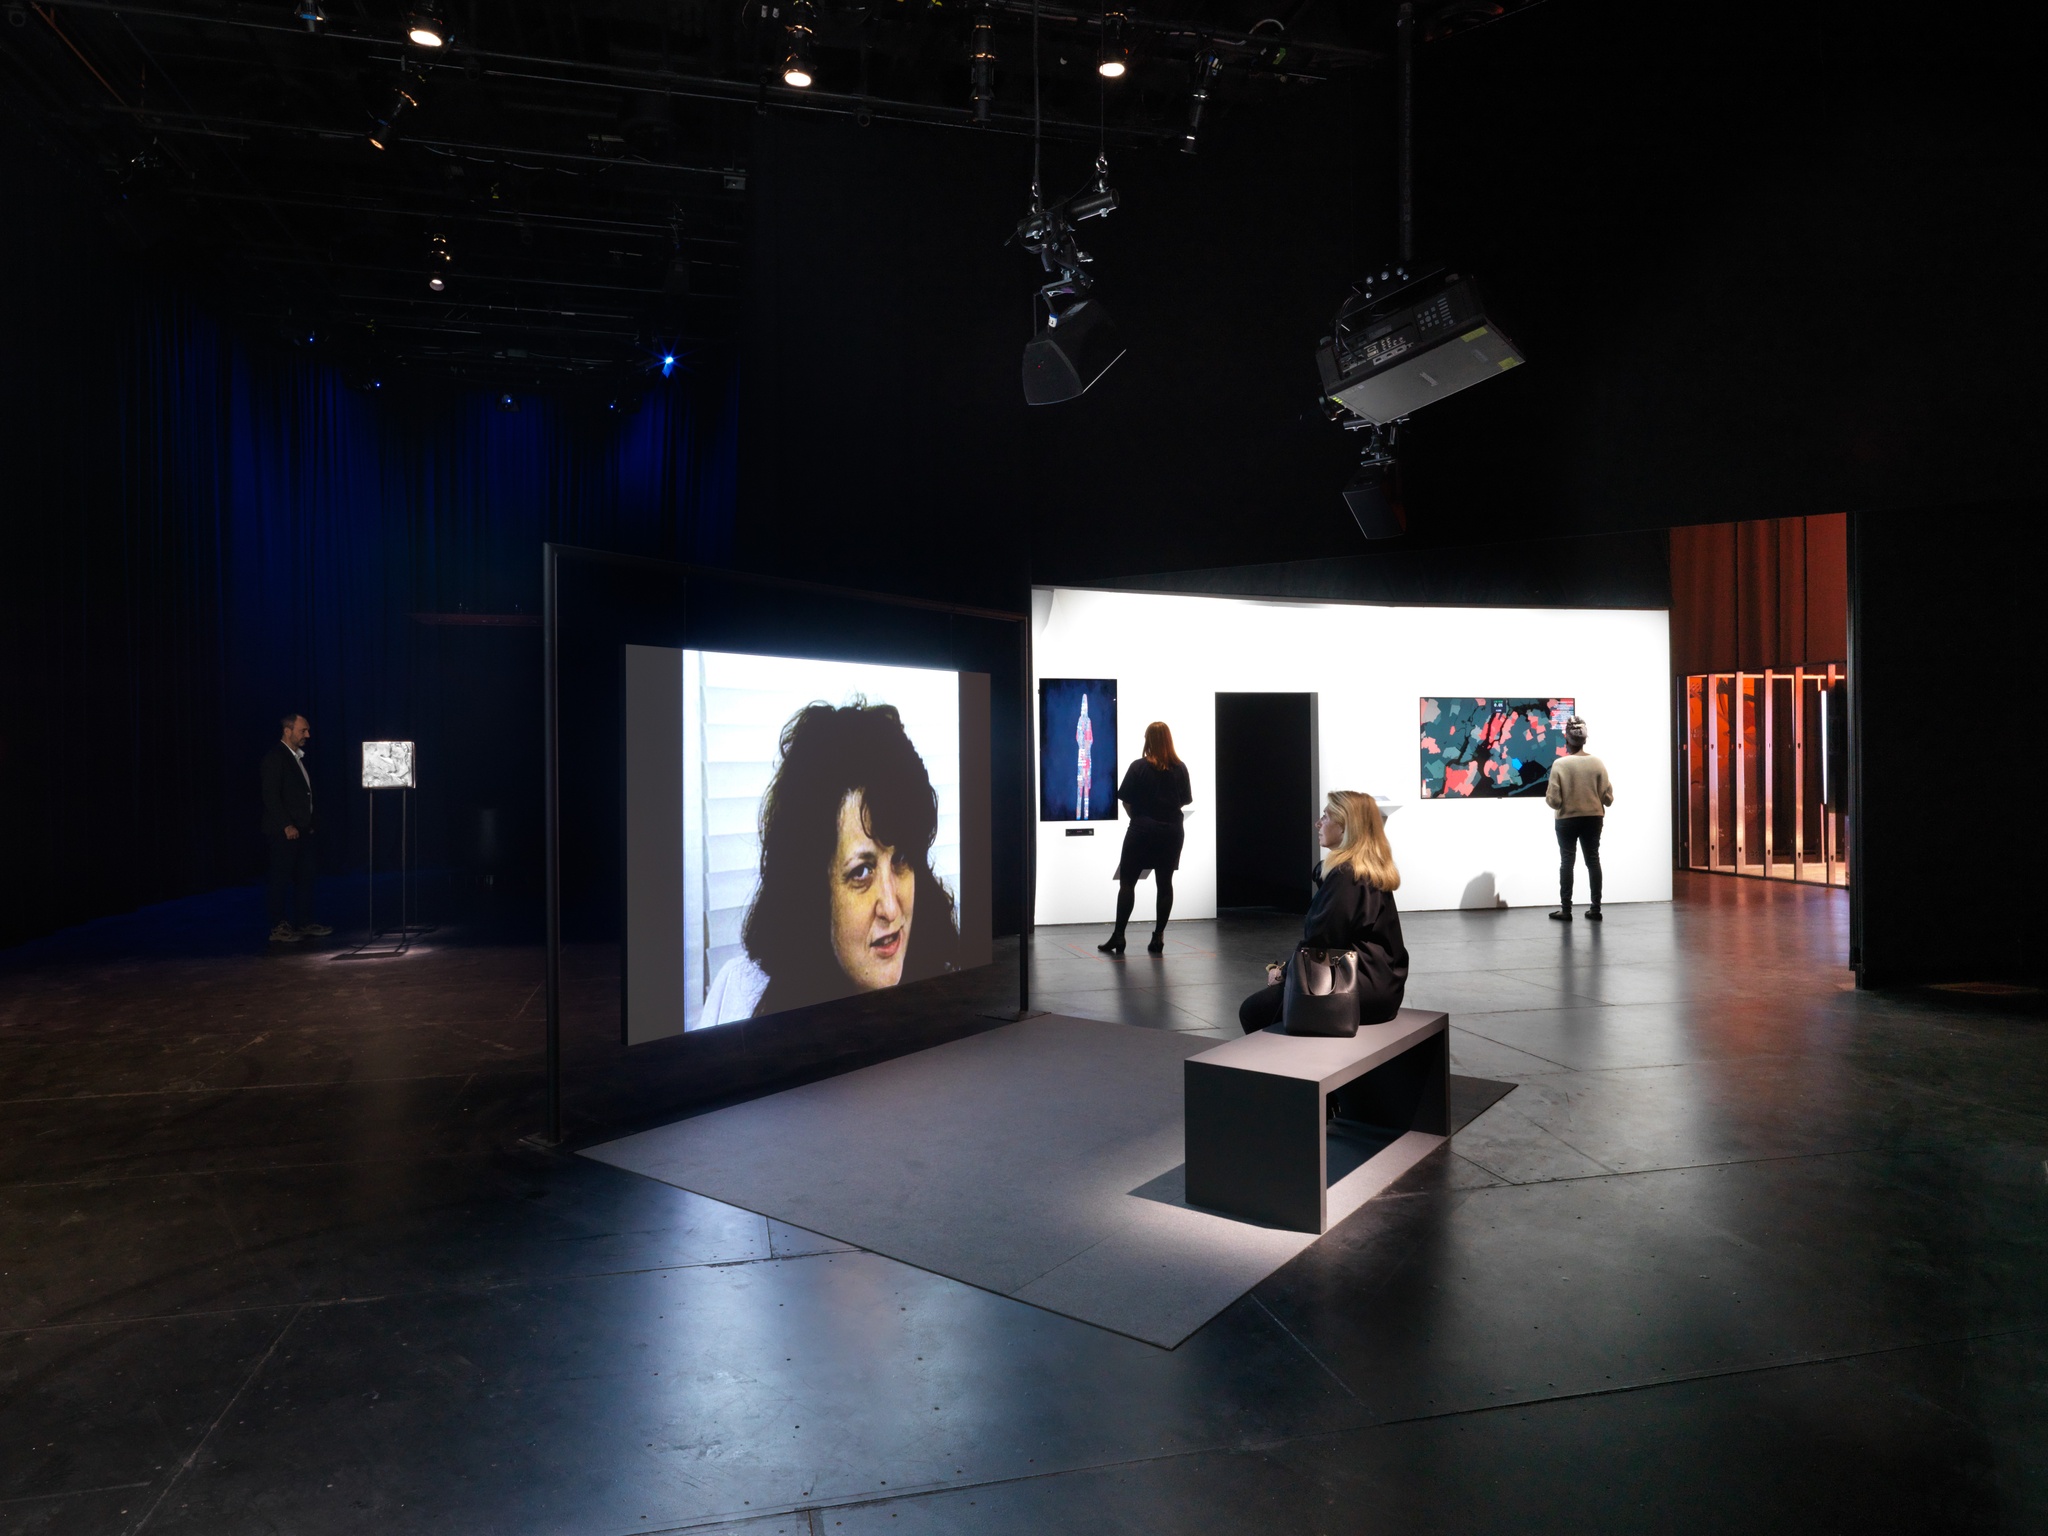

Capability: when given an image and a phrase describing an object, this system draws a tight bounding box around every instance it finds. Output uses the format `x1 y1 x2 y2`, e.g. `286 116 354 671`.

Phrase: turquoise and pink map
1419 697 1574 799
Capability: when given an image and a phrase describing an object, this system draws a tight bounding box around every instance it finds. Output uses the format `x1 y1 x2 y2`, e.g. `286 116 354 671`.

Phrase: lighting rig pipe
41 0 1190 145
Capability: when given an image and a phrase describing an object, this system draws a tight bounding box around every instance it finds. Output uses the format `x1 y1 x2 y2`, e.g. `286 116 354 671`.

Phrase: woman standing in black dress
1099 722 1193 956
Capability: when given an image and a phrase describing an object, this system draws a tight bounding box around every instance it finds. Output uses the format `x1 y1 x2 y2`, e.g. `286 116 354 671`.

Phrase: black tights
1110 870 1174 941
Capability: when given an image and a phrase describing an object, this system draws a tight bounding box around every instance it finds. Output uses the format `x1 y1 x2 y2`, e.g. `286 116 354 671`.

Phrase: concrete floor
2 875 2042 1533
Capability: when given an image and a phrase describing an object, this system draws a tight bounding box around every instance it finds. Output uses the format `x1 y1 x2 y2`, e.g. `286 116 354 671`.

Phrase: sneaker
294 922 334 937
1548 909 1573 922
1585 908 1604 922
268 923 301 944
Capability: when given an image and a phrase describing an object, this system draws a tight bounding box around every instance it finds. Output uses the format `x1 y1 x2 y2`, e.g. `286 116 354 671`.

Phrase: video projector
1315 267 1523 426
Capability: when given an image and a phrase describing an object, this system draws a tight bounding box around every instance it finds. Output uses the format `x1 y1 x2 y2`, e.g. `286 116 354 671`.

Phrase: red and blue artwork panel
1420 697 1574 799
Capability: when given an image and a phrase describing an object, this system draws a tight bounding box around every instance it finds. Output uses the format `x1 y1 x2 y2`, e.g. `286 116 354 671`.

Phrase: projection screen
624 645 993 1046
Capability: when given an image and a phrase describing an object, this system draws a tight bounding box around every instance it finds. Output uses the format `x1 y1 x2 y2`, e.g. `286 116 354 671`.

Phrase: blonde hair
1323 790 1399 892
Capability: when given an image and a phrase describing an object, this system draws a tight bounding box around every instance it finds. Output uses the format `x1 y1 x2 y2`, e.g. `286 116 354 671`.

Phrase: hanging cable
1030 0 1041 208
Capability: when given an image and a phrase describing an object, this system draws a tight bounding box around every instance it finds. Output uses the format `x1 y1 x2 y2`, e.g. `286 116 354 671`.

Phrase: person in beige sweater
1546 715 1612 921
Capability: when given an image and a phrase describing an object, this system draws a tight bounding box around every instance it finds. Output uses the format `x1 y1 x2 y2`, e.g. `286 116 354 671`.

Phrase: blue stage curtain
1 290 739 946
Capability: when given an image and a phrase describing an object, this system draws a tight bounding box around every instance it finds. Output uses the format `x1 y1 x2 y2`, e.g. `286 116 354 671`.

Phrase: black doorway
1215 693 1318 912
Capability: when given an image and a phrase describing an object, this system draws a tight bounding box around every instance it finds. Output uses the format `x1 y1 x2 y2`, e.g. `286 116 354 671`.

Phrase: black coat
1114 758 1192 879
260 743 316 835
1297 863 1408 1022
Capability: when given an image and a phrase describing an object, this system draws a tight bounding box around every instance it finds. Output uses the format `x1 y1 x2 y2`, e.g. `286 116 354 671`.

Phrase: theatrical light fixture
1097 8 1128 78
367 69 423 150
295 0 325 31
1182 48 1220 153
660 352 677 378
970 5 996 123
1013 154 1125 404
426 231 450 292
782 0 816 88
405 1 448 48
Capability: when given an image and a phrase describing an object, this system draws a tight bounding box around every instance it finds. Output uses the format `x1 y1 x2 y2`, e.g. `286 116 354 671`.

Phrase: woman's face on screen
829 790 917 991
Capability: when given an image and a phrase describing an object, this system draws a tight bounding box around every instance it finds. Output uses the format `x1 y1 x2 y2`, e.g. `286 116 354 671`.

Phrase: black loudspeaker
1341 459 1406 539
1022 300 1126 404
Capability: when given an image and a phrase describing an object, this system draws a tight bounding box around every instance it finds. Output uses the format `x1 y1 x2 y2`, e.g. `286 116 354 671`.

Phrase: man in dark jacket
260 713 331 944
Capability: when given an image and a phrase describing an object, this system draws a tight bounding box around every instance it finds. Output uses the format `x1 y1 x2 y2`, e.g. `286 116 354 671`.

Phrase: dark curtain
1669 515 1848 678
1850 502 2041 985
0 293 738 947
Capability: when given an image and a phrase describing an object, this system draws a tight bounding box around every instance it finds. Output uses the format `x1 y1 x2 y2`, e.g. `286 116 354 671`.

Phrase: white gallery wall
1032 586 1673 923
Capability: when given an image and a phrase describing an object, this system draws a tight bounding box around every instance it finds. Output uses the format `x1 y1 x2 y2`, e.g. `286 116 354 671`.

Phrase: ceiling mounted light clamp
1068 153 1118 222
1011 154 1118 318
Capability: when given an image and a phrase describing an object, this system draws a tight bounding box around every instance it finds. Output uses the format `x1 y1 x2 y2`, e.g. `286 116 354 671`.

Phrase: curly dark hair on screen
743 699 960 1017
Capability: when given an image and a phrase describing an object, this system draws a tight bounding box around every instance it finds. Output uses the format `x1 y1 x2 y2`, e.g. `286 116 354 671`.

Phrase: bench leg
1184 1061 1324 1232
1329 1028 1449 1136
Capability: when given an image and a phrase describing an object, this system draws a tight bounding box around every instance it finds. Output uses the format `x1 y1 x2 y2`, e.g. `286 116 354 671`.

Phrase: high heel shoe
1146 934 1165 955
1097 935 1126 955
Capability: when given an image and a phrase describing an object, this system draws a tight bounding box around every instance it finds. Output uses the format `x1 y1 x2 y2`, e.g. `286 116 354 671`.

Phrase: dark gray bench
1183 1008 1451 1233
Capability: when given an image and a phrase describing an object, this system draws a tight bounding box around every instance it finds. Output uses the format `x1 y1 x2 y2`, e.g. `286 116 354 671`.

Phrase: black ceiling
1 0 1544 389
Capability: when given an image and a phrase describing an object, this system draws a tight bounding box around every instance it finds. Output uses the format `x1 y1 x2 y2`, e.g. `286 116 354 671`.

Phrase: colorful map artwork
1419 697 1575 799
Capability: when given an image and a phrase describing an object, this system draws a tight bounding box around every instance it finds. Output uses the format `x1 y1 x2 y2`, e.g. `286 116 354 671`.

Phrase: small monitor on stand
361 740 417 789
340 741 422 958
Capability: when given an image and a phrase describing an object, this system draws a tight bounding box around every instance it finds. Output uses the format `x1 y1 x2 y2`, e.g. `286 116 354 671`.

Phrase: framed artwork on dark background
1039 679 1118 821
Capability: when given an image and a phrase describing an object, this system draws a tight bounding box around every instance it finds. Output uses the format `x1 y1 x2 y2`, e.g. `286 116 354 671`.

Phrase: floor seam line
636 1320 2048 1531
126 1302 304 1536
1249 1293 1366 1407
0 1068 537 1104
0 1481 155 1507
0 1249 873 1336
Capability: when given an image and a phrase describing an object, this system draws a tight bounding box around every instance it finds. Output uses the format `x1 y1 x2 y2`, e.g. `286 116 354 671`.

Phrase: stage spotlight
782 0 815 88
425 232 450 292
1097 8 1128 78
1182 48 1220 153
295 0 325 31
368 71 422 150
660 352 677 378
496 393 519 412
406 1 448 48
970 5 996 123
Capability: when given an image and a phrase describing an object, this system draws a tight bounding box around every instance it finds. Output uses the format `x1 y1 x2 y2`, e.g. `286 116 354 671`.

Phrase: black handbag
1282 947 1361 1037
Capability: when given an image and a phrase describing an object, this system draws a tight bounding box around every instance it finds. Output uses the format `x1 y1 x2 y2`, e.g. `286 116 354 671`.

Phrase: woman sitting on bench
1239 790 1409 1034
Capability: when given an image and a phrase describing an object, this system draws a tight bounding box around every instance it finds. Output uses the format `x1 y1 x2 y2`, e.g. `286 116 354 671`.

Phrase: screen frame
532 543 1030 1145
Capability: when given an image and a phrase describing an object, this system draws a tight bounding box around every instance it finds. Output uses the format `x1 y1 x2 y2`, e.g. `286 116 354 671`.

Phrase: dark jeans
1556 815 1603 909
1239 981 1285 1034
266 831 317 928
